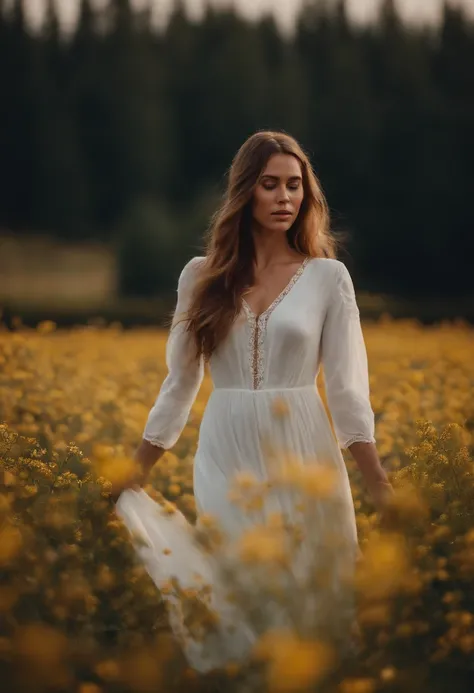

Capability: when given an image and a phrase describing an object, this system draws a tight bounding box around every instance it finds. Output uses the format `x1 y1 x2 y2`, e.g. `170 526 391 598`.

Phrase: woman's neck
251 228 301 270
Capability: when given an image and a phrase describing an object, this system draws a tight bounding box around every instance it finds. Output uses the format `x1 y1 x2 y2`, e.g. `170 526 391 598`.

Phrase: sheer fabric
116 256 376 671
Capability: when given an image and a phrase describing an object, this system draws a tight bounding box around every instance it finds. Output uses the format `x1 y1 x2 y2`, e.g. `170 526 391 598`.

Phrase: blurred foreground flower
270 456 338 500
92 443 141 495
253 629 335 692
0 523 23 565
356 532 410 599
237 524 290 567
12 624 72 690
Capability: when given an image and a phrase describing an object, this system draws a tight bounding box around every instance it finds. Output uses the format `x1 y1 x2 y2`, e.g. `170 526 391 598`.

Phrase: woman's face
251 153 304 233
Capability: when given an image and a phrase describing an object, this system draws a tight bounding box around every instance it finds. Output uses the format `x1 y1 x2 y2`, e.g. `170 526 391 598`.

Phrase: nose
276 185 290 203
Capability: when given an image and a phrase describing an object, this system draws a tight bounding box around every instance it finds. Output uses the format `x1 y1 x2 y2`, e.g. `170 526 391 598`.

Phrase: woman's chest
242 263 310 319
225 289 328 359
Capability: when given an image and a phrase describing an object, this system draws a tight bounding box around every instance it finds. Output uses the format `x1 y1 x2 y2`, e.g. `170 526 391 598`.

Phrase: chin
271 219 292 229
264 224 291 234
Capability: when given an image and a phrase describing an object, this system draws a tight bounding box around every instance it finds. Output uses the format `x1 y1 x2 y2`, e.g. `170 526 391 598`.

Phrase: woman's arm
321 261 394 511
134 438 166 484
141 256 205 451
113 257 205 500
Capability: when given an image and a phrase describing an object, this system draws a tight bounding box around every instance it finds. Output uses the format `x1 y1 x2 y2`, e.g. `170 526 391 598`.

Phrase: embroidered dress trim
242 257 311 390
343 434 376 448
143 435 167 450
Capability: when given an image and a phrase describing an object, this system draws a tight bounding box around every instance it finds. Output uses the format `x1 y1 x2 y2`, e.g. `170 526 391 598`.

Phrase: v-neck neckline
242 256 311 323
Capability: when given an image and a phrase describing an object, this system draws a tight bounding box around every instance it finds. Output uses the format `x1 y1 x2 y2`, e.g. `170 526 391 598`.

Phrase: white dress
116 255 376 672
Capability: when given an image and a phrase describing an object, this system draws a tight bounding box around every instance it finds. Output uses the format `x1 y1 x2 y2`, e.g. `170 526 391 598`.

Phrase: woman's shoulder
308 257 350 281
179 255 206 284
183 255 206 271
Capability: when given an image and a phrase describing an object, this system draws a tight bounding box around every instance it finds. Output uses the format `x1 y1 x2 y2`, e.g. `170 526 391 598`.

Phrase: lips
272 212 292 216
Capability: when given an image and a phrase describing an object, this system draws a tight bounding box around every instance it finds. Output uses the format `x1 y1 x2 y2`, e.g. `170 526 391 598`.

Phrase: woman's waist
211 383 318 395
199 383 331 450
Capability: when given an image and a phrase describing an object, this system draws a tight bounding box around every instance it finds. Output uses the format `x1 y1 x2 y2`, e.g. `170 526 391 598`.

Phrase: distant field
2 291 474 329
1 234 472 326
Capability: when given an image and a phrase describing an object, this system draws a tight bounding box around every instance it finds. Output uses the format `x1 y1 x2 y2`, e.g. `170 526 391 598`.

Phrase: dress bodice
209 256 323 391
141 255 376 451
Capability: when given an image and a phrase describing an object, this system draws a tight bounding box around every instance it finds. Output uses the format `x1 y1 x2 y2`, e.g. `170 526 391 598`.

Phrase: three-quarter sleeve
142 256 205 450
321 261 376 450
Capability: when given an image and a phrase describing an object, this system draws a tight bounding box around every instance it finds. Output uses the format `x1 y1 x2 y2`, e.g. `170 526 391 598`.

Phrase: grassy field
1 319 474 692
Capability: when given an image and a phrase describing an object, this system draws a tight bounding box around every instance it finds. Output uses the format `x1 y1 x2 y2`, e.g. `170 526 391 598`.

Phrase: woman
116 130 394 672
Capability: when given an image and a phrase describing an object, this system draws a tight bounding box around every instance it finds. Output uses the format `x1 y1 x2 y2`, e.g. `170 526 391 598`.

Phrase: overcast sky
24 0 474 35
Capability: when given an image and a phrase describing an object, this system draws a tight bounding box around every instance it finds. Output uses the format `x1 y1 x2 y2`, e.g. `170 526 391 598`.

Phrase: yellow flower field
1 317 474 693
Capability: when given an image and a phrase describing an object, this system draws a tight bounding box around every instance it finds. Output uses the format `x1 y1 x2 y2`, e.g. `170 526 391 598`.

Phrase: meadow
1 317 474 693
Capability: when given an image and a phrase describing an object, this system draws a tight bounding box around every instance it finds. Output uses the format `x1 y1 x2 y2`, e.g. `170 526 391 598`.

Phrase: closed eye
263 184 300 191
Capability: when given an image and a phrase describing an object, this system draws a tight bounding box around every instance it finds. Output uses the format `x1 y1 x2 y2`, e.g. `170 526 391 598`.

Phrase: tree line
0 0 473 299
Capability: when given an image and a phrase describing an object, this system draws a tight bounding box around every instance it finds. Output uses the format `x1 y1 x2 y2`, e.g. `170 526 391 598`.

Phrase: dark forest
1 0 473 300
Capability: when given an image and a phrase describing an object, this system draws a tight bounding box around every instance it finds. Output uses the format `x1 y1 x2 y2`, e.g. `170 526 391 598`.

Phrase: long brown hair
183 130 338 362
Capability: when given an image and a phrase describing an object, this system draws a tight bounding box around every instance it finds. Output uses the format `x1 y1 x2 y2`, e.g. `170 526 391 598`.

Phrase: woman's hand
368 480 398 527
370 480 395 512
110 479 142 504
372 480 395 511
111 439 166 504
348 441 397 521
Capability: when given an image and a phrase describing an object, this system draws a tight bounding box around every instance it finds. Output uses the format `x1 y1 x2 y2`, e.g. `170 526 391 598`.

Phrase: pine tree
32 0 91 238
256 15 309 141
0 0 38 230
43 0 61 78
428 3 474 295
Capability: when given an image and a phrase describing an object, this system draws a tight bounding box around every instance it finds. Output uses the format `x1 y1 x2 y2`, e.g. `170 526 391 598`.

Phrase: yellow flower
119 650 163 691
431 525 451 542
355 532 409 599
238 525 289 566
465 529 474 544
94 659 120 682
299 464 338 498
96 565 115 590
0 493 12 518
13 624 70 685
459 635 474 653
0 585 19 611
160 580 173 595
0 524 22 565
380 666 396 682
271 397 290 419
225 662 240 677
94 455 140 492
358 603 391 626
160 500 177 515
78 684 103 693
253 629 335 692
36 320 57 334
391 481 429 522
3 471 16 487
340 678 377 693
197 513 218 528
266 512 285 529
231 470 260 490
